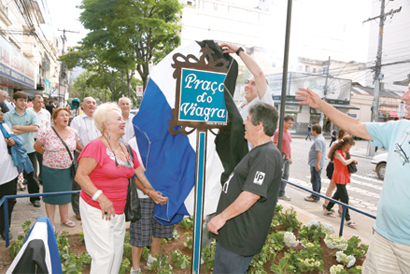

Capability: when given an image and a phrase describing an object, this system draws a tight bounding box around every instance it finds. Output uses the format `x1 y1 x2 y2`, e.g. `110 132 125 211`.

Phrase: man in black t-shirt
208 102 282 273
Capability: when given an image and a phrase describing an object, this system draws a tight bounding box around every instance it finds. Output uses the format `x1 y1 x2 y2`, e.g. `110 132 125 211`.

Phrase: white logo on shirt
222 172 234 194
254 171 265 185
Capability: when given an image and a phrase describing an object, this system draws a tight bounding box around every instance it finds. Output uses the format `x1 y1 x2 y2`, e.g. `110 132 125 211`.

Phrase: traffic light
67 98 81 110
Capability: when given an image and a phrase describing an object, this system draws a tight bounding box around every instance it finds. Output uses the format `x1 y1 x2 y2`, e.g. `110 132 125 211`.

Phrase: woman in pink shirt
75 103 167 274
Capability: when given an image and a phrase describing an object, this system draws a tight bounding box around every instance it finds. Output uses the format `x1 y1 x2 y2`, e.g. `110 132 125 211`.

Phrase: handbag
124 144 141 222
51 126 77 178
326 161 334 180
345 151 357 174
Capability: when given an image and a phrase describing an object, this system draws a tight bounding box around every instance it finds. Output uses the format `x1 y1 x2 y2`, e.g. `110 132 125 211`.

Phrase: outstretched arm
220 42 267 98
296 87 372 141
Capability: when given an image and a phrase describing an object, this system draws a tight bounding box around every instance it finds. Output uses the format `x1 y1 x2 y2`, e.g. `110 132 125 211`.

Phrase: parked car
130 108 139 116
371 152 387 180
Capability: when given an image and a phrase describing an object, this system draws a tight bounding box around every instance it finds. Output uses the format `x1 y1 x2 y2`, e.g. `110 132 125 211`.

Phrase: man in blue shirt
297 84 410 273
304 124 326 202
4 91 40 207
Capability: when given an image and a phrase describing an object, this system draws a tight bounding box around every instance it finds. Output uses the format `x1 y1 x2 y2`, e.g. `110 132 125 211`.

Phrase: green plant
202 240 216 273
298 222 327 243
142 246 151 261
184 233 193 249
179 216 193 230
9 220 31 258
61 253 84 274
123 243 132 262
171 249 191 269
344 236 368 260
78 231 84 242
148 253 174 273
119 258 131 274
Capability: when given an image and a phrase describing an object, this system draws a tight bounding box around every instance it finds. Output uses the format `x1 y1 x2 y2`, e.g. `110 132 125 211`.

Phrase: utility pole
320 57 331 129
57 29 80 102
363 1 402 123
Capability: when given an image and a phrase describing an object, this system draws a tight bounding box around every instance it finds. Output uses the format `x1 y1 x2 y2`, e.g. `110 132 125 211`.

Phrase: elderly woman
75 103 167 274
34 107 79 229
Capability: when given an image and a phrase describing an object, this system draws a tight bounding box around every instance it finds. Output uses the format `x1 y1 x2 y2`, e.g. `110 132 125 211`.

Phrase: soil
0 224 364 274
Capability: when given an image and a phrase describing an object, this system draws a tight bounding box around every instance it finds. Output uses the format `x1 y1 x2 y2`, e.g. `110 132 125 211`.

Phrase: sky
47 0 87 49
46 0 372 62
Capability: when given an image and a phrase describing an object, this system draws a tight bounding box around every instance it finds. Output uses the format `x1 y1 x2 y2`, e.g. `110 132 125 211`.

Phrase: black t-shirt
214 141 282 256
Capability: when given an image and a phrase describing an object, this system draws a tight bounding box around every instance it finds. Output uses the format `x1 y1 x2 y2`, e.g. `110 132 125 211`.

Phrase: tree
74 0 182 91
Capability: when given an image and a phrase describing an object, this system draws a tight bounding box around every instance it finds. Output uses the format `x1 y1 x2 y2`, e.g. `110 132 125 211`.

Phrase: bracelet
235 47 244 56
92 190 103 201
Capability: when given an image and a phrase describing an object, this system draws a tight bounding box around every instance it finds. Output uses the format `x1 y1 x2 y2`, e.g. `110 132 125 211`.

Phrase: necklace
103 134 131 167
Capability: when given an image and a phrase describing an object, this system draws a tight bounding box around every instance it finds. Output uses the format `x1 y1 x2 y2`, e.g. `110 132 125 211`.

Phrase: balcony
0 2 12 27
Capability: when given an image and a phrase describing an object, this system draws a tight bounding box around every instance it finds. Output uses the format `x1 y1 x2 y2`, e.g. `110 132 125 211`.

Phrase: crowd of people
1 42 410 274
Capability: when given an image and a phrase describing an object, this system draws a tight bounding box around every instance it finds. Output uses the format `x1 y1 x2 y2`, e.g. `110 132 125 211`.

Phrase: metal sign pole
191 128 208 273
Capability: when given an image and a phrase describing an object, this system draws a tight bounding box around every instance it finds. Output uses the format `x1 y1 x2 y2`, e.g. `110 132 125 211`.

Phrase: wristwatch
236 47 244 56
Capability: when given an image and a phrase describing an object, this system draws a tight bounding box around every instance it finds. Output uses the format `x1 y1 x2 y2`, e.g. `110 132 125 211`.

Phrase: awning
332 103 360 110
389 111 409 118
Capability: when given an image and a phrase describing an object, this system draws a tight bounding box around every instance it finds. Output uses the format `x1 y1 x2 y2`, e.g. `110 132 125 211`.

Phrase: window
305 65 310 72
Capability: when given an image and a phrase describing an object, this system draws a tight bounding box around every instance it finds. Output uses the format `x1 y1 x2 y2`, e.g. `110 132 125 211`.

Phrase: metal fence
0 191 80 247
1 180 377 248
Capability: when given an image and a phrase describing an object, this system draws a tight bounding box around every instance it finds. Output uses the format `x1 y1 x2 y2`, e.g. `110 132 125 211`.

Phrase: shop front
0 34 36 97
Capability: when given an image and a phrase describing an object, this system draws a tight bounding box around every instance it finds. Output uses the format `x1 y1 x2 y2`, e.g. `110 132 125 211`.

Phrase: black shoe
23 179 28 185
32 200 41 207
1 230 12 240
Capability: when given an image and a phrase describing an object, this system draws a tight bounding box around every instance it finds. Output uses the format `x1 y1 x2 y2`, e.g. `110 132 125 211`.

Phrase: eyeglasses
244 80 256 86
394 130 410 166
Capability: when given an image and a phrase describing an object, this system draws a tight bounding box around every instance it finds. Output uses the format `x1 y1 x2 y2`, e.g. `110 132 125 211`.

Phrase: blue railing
0 191 80 247
283 179 376 236
1 180 377 248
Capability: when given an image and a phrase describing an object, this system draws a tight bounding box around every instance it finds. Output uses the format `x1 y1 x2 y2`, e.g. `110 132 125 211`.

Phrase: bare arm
33 139 45 154
75 157 115 220
219 42 267 98
76 141 84 151
134 166 168 205
334 152 357 166
296 87 371 140
315 151 322 171
207 191 260 235
11 125 38 134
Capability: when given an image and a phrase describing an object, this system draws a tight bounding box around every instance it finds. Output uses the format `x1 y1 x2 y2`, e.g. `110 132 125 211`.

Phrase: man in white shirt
219 43 273 122
30 94 51 184
70 97 101 220
0 107 19 240
118 97 135 144
1 91 13 112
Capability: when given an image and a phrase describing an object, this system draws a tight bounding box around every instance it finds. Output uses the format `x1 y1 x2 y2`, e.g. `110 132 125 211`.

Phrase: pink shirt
79 139 140 214
37 127 79 169
273 129 292 159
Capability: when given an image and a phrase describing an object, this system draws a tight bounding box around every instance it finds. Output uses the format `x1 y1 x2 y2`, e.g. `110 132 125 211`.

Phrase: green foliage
179 216 193 230
298 223 327 243
274 207 301 232
202 240 216 273
344 236 368 260
142 246 151 261
148 253 174 273
171 249 191 269
9 220 31 258
184 233 193 249
78 231 84 242
123 243 132 262
61 253 83 274
119 258 131 274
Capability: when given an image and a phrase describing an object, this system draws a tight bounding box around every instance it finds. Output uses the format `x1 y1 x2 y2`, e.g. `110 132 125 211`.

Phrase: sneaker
32 200 41 207
304 196 318 202
130 267 141 274
147 255 173 269
278 195 291 201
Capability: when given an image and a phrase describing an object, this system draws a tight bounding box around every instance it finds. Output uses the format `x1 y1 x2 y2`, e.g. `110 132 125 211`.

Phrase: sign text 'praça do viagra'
178 68 227 124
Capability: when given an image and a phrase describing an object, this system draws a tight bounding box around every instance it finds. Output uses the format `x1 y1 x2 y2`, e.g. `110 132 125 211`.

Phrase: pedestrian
3 91 40 208
208 102 282 273
304 124 326 202
323 136 358 228
324 128 349 214
33 107 79 230
46 100 55 115
273 115 294 201
305 123 312 141
75 103 167 273
0 91 10 113
118 97 135 144
128 137 175 274
69 97 101 220
329 128 337 147
29 94 51 185
0 108 19 240
296 84 410 273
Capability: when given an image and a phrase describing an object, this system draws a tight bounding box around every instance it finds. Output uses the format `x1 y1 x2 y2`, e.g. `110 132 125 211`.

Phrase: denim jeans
213 242 254 274
279 159 290 197
309 166 322 201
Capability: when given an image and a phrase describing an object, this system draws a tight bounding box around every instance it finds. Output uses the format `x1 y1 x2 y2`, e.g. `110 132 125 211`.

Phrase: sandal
346 221 358 228
322 204 334 212
338 210 343 217
323 210 336 218
18 183 26 191
62 220 76 228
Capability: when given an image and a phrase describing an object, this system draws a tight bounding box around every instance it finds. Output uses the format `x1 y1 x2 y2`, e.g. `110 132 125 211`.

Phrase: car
371 152 387 180
130 108 139 115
